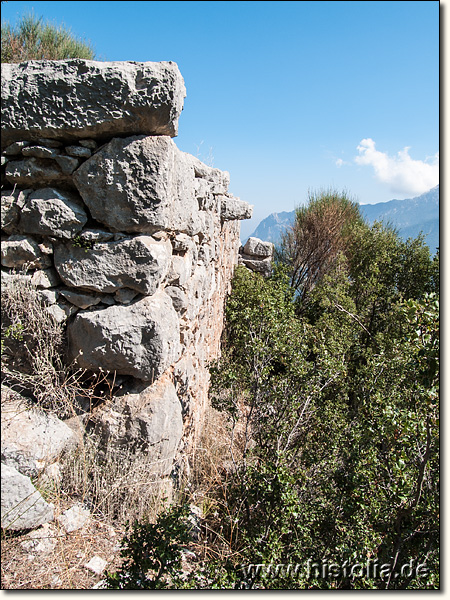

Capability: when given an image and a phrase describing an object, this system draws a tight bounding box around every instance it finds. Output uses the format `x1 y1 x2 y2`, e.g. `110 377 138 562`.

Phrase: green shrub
1 12 95 63
104 504 192 589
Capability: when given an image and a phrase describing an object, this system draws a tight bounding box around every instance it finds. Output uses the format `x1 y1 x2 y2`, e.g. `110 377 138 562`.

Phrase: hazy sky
2 1 439 238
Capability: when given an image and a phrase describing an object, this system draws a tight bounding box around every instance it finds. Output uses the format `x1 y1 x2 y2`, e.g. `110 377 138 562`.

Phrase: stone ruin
1 59 273 529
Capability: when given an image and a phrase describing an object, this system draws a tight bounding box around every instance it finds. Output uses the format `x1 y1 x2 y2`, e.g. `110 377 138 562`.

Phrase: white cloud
354 138 439 196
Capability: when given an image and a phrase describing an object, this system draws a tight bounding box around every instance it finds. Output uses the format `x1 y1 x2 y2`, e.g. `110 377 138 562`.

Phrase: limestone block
172 232 196 254
189 155 230 194
220 194 253 221
37 138 63 148
1 60 186 148
183 264 208 320
1 463 54 530
3 141 30 156
167 252 193 286
243 237 274 258
197 211 216 241
64 145 92 158
54 236 171 295
45 302 78 323
90 376 183 475
30 267 60 288
22 145 60 159
114 288 139 304
174 355 197 402
19 187 88 239
73 135 201 235
4 157 74 187
1 398 77 477
54 155 79 174
194 177 212 200
1 188 30 234
59 289 103 309
68 290 181 380
239 255 273 277
78 139 97 150
165 285 188 314
38 289 59 305
78 228 115 243
1 235 52 269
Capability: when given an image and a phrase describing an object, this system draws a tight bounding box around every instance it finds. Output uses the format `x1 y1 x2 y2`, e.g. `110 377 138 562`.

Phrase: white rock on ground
85 556 108 575
20 522 57 554
57 503 90 533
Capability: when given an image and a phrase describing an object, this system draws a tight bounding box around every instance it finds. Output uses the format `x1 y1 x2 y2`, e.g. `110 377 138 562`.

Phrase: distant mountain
248 211 295 246
248 186 439 253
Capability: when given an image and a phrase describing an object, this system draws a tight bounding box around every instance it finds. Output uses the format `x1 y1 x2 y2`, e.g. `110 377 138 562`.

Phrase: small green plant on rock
72 235 94 252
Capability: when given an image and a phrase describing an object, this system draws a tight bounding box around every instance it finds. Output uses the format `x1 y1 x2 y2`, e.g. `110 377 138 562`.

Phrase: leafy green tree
279 189 364 307
1 12 95 63
203 221 439 588
106 199 438 590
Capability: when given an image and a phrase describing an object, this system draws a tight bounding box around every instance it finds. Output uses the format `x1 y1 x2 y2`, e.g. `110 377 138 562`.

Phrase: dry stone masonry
1 59 271 529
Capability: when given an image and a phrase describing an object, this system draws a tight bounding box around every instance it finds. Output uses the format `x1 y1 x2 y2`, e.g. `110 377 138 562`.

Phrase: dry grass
0 274 250 589
0 401 244 589
1 426 176 589
1 505 124 589
1 13 95 63
181 400 253 567
59 431 175 524
1 271 115 419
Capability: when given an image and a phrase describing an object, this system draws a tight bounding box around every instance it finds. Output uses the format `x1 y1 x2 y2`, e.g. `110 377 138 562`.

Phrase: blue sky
2 1 439 238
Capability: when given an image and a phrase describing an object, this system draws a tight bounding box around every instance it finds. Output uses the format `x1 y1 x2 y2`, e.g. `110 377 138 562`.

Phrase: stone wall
1 59 256 496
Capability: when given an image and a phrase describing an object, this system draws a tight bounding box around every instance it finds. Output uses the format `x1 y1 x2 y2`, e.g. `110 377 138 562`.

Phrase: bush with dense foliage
1 12 95 63
102 191 441 589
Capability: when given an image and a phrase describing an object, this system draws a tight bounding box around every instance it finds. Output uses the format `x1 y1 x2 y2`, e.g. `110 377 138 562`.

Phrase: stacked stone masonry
1 61 272 519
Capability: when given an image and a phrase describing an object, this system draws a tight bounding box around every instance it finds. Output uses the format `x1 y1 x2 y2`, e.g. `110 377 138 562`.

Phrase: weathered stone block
1 398 77 478
1 463 54 530
4 157 72 187
68 290 181 380
1 235 52 269
90 376 183 475
239 255 273 277
54 236 171 295
19 187 88 239
220 195 253 221
1 60 186 148
73 135 201 235
1 188 30 234
243 236 274 258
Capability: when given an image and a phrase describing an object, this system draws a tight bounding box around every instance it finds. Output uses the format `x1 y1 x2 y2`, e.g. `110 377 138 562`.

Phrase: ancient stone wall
1 59 256 496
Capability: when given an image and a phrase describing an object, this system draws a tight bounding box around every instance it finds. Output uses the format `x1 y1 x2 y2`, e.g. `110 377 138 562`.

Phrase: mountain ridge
248 185 439 252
